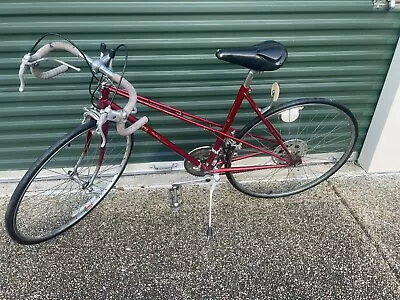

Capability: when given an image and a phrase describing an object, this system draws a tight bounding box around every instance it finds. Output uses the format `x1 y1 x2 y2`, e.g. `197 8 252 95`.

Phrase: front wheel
5 119 133 244
226 98 358 198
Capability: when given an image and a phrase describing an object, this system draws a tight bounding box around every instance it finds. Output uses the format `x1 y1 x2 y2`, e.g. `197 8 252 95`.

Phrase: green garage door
0 0 399 170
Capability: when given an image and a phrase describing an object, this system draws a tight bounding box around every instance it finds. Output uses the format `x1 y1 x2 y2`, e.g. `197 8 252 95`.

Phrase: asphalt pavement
1 170 400 299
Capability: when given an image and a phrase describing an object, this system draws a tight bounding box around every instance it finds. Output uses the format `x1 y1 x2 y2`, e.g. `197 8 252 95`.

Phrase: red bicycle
5 34 358 245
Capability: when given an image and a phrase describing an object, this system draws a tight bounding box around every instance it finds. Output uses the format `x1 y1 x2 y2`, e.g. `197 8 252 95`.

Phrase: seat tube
205 73 255 167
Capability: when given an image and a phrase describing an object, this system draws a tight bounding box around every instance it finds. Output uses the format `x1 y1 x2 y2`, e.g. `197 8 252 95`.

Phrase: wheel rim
227 100 357 197
13 122 132 242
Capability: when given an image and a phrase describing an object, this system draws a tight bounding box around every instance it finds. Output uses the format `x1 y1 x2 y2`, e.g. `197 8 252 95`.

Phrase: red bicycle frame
99 74 293 175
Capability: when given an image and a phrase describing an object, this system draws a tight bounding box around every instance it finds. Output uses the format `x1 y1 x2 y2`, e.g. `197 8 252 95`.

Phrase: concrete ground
1 169 400 299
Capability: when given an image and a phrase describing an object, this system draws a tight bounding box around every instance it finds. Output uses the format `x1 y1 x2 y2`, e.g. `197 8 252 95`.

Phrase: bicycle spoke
10 121 132 243
41 167 70 177
26 179 71 198
227 99 357 197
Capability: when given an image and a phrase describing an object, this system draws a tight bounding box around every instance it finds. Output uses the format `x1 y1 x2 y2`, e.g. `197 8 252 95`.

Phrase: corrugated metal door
0 0 399 170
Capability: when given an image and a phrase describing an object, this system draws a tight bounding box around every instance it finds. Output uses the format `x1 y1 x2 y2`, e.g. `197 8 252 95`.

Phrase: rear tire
226 98 358 198
5 120 133 244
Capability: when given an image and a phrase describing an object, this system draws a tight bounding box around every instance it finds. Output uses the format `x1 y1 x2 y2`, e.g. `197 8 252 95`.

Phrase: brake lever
96 106 126 148
97 111 108 148
18 53 31 92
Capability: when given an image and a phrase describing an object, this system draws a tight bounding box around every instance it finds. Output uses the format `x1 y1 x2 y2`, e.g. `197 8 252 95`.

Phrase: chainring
184 146 213 177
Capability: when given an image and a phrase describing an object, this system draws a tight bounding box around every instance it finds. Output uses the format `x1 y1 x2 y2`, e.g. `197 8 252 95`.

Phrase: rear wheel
226 98 358 198
5 119 133 244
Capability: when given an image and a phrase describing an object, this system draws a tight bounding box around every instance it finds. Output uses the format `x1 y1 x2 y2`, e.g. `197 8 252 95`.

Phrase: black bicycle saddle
216 40 288 72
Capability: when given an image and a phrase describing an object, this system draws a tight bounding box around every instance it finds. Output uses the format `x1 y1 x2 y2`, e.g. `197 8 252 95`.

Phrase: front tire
5 120 133 244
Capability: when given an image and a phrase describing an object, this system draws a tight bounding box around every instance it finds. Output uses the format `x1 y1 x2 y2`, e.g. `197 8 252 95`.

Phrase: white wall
358 37 400 172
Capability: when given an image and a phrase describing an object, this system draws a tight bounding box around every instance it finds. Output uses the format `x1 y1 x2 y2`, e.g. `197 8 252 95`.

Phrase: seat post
243 70 257 88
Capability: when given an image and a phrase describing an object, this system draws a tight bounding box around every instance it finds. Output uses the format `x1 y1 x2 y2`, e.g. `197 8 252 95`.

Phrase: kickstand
207 173 220 238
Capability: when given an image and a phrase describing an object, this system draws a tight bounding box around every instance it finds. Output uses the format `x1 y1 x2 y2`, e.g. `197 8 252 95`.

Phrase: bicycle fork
71 121 109 191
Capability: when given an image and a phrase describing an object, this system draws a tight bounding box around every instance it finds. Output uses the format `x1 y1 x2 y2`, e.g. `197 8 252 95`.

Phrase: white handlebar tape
28 42 83 80
116 116 149 136
109 72 138 116
19 41 141 129
31 42 83 60
31 64 69 79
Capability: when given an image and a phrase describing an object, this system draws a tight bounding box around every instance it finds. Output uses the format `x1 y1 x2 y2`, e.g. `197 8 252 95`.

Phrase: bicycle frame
98 72 294 175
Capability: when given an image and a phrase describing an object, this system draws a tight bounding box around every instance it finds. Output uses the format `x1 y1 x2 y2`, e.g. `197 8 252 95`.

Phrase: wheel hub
68 170 91 190
272 139 308 165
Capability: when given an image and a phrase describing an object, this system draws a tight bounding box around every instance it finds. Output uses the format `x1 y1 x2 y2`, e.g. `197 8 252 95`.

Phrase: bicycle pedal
169 185 183 208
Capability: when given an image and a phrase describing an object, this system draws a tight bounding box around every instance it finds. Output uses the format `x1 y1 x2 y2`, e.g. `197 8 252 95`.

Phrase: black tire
5 119 133 244
226 98 358 198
